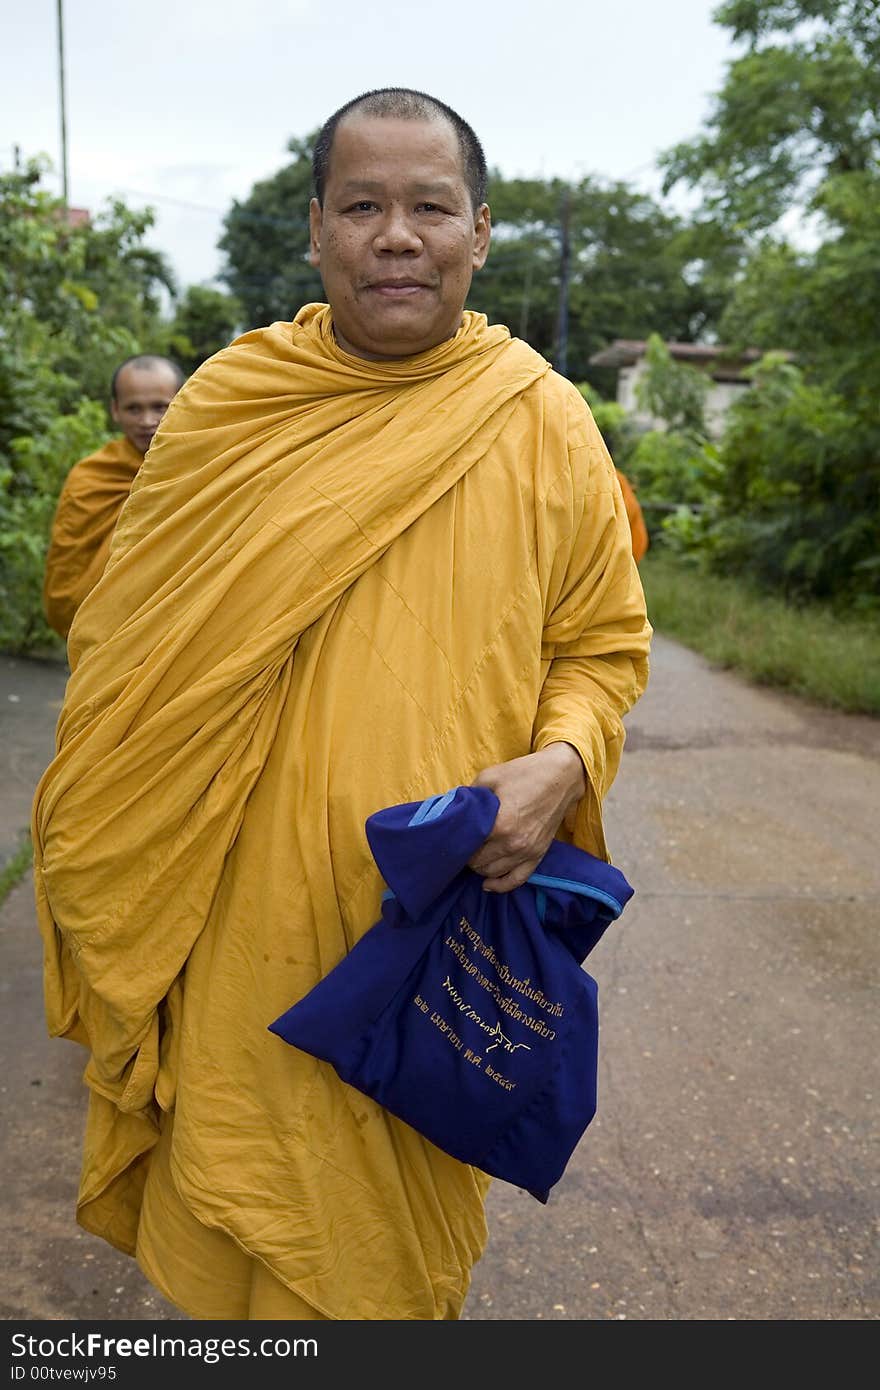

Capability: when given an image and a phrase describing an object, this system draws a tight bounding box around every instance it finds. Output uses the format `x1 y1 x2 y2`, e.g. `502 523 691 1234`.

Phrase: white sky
5 0 738 291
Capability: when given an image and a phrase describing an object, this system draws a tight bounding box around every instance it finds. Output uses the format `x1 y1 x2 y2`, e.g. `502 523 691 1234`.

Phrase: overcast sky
5 0 738 291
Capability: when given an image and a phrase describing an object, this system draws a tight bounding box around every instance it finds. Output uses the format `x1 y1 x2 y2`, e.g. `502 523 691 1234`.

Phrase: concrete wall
617 359 752 439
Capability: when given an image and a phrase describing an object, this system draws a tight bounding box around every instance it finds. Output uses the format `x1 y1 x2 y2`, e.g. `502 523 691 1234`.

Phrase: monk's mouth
367 283 432 297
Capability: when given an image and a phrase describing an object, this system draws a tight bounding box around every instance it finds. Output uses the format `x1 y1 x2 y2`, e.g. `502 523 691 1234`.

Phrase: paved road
2 637 878 1321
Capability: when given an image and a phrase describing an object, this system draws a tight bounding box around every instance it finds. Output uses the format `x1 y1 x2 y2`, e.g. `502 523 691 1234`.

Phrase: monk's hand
467 743 587 893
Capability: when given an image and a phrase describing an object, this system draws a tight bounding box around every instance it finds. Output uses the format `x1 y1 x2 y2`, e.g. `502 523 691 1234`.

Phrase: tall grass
640 551 880 715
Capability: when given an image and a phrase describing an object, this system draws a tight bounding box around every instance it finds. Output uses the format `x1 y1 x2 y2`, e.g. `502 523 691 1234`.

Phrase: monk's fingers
468 848 522 879
469 843 547 892
479 861 538 894
467 850 514 872
469 825 542 877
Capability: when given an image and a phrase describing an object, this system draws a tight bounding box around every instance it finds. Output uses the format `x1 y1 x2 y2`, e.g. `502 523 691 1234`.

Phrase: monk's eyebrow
409 182 458 199
338 180 459 198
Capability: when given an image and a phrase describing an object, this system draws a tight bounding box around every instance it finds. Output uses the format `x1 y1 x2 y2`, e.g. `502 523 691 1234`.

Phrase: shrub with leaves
0 159 174 652
0 400 109 651
707 354 880 607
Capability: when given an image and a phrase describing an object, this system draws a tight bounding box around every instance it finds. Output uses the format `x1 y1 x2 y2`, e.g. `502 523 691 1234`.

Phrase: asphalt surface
1 637 878 1322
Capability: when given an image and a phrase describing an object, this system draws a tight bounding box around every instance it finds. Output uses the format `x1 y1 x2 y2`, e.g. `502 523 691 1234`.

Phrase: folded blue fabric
268 784 633 1202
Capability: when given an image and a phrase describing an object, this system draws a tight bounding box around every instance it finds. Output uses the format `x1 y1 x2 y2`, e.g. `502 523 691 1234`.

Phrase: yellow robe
32 304 652 1320
42 436 143 639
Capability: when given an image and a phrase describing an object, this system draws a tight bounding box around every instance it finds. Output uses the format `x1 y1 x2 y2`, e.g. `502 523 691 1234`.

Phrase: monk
42 355 184 639
31 88 652 1321
615 467 650 563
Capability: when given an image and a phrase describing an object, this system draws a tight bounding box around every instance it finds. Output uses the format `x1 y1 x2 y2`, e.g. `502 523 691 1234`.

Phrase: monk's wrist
539 740 587 805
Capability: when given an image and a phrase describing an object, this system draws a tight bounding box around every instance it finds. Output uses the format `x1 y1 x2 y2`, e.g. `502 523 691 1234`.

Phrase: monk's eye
346 201 377 213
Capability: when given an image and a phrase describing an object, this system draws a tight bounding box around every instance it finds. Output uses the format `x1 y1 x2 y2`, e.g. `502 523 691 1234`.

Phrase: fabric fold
42 436 143 639
364 785 501 919
35 307 549 1103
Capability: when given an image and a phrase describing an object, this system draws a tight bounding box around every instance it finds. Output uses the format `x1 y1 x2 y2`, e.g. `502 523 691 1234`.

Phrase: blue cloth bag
268 784 634 1202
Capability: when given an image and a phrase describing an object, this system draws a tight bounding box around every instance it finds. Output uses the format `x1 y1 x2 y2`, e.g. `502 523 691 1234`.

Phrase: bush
0 160 173 652
0 399 109 652
706 356 880 609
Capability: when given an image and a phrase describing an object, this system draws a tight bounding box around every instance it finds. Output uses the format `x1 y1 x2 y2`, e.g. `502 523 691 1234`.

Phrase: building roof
589 338 766 381
59 205 91 229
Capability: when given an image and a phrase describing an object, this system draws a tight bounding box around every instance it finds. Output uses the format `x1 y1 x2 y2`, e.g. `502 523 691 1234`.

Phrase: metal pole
554 188 571 377
56 0 69 203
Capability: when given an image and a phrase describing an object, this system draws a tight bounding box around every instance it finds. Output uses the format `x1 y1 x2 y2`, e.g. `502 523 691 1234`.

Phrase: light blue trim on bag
386 874 622 918
527 873 624 918
408 788 457 827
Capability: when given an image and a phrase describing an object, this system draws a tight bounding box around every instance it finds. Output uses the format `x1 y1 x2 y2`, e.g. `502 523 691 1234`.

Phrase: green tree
0 159 176 651
470 173 734 385
1 401 109 651
0 161 176 415
633 332 709 436
702 354 879 605
218 135 323 328
613 337 721 548
661 0 880 231
657 0 880 605
161 285 244 372
662 2 880 399
720 171 880 405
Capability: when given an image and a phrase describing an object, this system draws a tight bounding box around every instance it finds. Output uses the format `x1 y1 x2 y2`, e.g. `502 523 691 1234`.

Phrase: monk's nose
373 211 422 254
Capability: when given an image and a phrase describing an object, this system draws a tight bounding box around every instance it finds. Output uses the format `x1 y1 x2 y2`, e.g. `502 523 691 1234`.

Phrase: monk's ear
309 198 323 268
109 397 121 426
472 204 491 271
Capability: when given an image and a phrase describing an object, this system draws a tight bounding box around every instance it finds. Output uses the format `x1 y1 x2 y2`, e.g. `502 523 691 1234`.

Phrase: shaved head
313 87 488 211
109 355 185 455
110 355 185 402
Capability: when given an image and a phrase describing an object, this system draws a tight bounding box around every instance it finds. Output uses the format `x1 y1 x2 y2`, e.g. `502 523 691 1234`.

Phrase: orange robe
615 468 649 563
43 437 143 638
33 305 651 1320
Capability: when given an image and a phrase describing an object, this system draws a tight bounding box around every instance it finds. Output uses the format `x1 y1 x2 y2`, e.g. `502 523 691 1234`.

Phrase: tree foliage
654 0 880 608
633 333 710 437
669 1 880 408
699 355 879 605
0 160 177 651
661 0 880 231
469 173 734 385
720 170 880 405
0 157 176 445
597 338 722 551
161 285 244 372
218 135 323 328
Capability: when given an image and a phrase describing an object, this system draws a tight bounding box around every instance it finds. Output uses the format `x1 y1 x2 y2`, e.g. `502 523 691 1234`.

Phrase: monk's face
110 363 180 456
309 114 490 360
